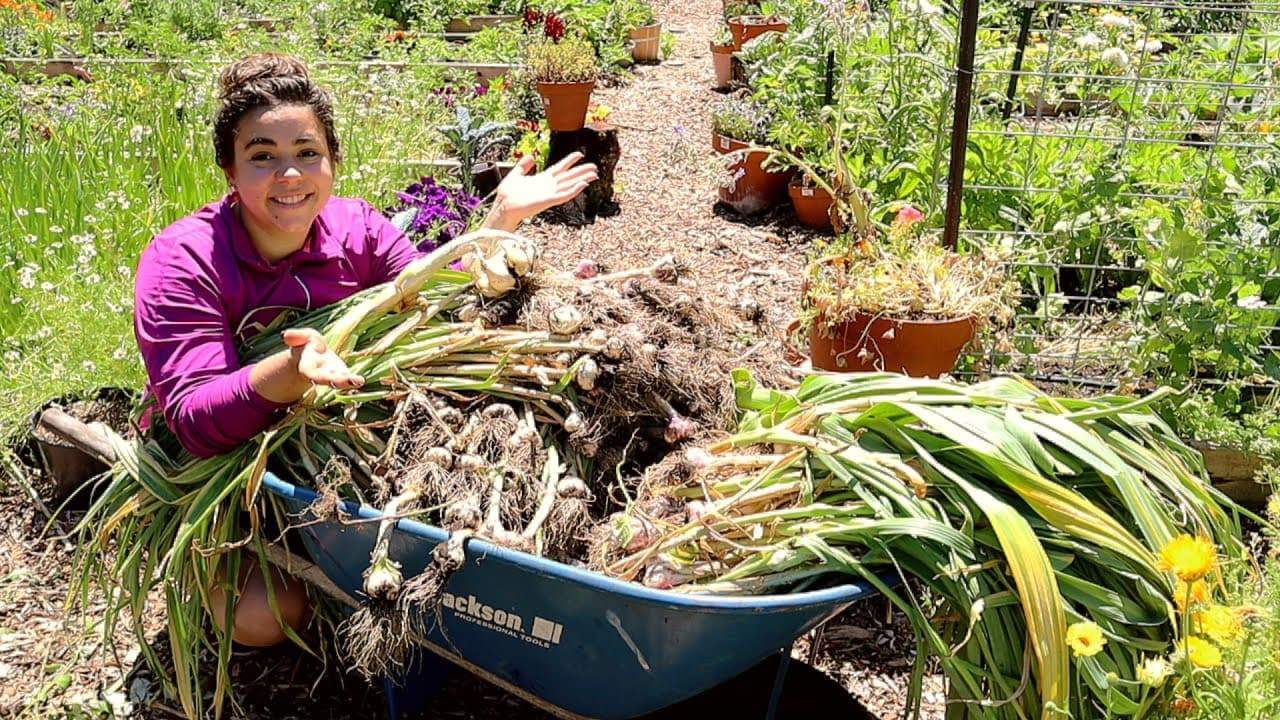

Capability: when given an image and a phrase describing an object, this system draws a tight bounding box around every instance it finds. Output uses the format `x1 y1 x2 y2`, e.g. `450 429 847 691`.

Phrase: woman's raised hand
484 152 598 232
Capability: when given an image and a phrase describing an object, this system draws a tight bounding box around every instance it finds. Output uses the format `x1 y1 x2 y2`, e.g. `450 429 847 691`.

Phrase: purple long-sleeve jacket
134 195 422 458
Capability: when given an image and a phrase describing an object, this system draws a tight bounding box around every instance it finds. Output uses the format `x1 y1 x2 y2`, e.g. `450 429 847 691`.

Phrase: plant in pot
797 197 1018 375
619 0 661 63
436 104 516 197
525 35 600 132
723 0 787 50
710 96 791 215
709 24 735 90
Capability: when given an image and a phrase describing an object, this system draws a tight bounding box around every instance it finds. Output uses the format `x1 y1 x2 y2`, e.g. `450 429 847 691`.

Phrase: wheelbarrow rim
264 471 890 610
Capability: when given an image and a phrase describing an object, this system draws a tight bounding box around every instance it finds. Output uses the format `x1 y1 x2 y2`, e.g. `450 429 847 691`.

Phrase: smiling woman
130 52 598 650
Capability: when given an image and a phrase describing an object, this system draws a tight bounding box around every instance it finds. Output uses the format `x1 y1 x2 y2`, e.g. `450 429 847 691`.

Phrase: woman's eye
300 149 319 158
251 152 273 162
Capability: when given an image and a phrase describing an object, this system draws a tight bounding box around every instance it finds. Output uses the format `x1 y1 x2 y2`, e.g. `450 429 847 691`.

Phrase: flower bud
563 412 585 434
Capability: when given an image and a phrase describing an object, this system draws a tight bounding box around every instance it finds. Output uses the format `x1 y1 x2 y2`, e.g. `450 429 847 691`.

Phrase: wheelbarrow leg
763 645 793 720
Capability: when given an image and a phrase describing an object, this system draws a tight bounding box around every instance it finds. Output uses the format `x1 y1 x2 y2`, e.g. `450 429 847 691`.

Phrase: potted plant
709 25 735 89
710 96 791 215
525 36 600 132
723 1 787 50
798 202 1018 375
621 0 662 63
435 104 516 196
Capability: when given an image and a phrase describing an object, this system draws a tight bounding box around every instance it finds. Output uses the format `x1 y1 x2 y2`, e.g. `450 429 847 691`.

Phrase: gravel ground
0 0 948 716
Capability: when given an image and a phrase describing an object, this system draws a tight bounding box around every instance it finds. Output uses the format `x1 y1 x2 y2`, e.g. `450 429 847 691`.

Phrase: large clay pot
629 23 662 62
712 132 791 215
710 41 734 89
808 311 976 376
727 15 789 49
537 80 595 132
788 178 834 230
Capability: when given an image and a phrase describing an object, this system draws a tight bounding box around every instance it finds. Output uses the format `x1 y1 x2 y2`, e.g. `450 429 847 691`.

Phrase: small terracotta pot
629 23 662 63
788 178 834 230
710 42 734 89
727 14 789 49
537 80 595 132
808 311 976 376
712 132 791 215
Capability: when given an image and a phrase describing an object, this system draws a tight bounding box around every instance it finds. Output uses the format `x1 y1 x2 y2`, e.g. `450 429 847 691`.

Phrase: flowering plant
802 205 1018 333
525 36 598 83
386 176 482 253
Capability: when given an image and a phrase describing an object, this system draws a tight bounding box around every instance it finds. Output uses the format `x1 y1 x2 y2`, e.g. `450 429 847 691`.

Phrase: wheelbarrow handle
37 406 118 465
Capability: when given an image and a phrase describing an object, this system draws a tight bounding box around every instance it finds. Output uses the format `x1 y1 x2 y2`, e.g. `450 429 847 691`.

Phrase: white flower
81 360 97 373
1237 295 1267 310
129 124 149 143
1100 12 1131 28
49 225 64 234
1100 47 1130 68
1136 39 1162 54
15 208 29 217
40 281 55 292
18 265 37 289
33 207 47 215
1075 32 1103 49
906 0 943 16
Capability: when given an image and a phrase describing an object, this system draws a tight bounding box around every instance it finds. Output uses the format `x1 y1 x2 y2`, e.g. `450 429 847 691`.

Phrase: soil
0 0 948 716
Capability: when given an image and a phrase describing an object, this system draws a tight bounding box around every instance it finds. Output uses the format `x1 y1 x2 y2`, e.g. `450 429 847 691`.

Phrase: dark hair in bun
212 53 341 169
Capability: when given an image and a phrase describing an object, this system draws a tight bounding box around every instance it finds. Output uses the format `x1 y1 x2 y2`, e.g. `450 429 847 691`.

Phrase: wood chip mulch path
0 0 947 716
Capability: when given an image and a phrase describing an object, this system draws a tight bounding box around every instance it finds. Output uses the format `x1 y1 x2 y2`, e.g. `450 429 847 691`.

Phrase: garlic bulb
548 305 584 335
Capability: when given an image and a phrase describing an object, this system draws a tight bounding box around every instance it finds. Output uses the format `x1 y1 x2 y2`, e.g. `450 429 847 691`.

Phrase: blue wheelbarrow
264 471 884 720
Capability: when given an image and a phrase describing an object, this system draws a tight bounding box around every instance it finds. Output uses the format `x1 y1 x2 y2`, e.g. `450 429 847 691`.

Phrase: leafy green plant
710 96 771 144
436 105 515 194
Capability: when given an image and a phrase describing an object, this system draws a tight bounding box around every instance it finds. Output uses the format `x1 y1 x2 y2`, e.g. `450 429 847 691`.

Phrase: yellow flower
1195 605 1242 646
1173 578 1210 609
1259 121 1272 133
1066 621 1107 657
1182 636 1222 668
1158 534 1216 581
1136 656 1173 686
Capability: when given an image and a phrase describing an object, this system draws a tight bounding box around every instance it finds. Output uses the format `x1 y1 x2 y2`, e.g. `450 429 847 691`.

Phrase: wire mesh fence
952 0 1280 392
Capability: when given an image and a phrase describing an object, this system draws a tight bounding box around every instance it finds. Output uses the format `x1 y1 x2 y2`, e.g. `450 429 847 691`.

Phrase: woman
134 53 597 645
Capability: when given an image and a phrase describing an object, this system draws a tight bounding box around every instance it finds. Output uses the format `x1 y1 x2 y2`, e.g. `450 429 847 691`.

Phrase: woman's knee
210 561 312 647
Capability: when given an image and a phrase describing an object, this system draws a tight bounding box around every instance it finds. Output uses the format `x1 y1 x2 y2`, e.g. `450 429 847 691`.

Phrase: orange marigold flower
1158 534 1216 582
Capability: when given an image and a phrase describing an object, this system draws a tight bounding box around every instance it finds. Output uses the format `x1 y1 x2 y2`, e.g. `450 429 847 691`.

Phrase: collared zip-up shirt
134 195 422 457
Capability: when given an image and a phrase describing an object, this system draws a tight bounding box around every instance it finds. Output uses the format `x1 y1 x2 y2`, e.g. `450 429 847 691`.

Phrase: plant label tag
802 187 814 197
719 137 730 151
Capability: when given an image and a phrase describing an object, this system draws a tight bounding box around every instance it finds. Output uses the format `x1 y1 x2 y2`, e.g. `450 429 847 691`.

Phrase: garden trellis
946 0 1280 393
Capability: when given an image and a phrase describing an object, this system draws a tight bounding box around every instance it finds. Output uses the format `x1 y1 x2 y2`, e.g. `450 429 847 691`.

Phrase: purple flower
387 176 482 252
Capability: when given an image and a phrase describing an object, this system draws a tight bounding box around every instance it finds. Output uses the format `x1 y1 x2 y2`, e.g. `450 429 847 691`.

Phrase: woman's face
224 103 334 261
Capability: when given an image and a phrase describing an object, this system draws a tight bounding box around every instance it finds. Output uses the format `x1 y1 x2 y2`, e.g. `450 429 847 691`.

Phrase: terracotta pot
727 15 789 49
710 42 734 89
629 23 662 63
808 311 976 376
788 179 834 230
712 132 791 215
537 80 595 132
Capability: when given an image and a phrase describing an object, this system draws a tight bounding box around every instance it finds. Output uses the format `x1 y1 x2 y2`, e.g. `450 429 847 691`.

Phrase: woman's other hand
282 328 364 389
483 152 598 232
